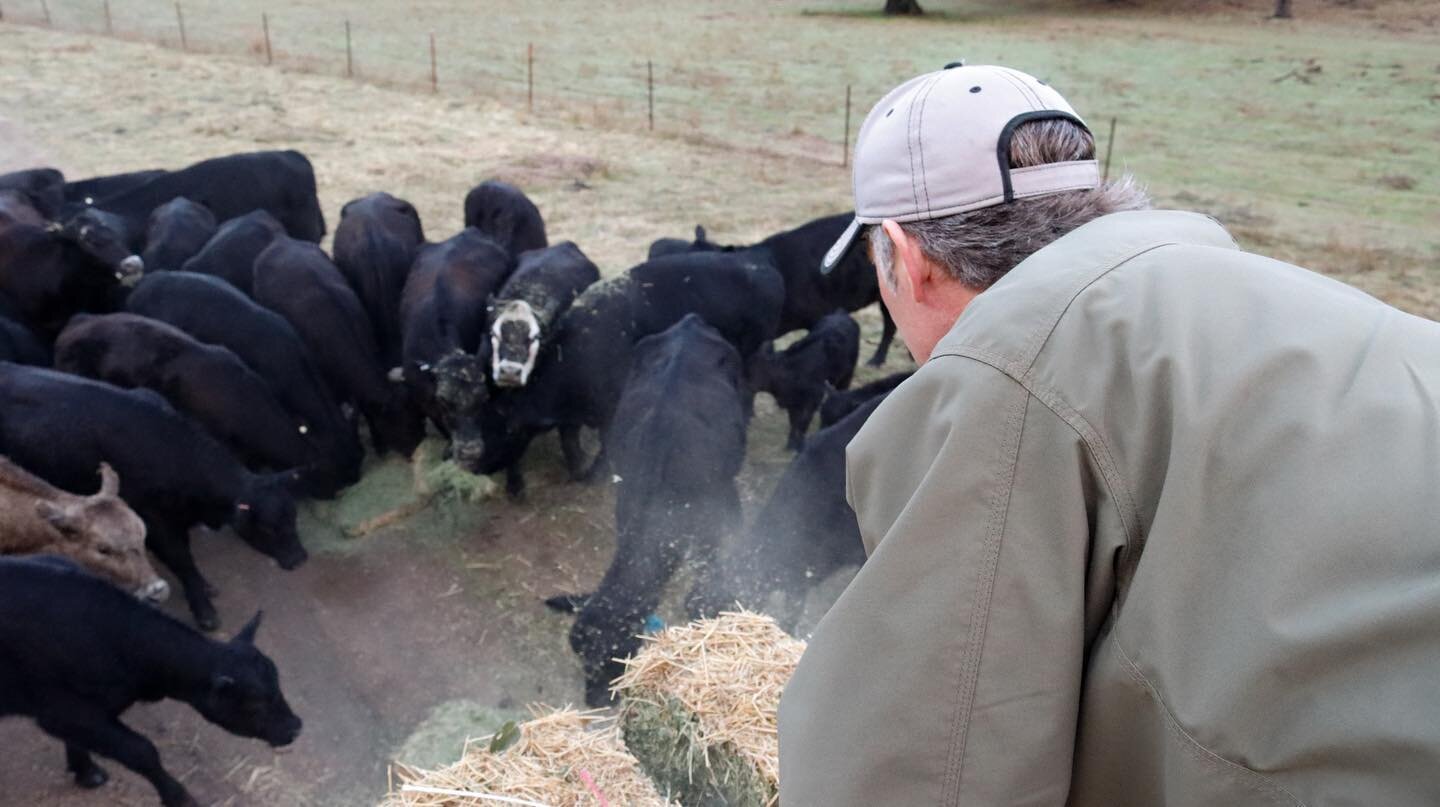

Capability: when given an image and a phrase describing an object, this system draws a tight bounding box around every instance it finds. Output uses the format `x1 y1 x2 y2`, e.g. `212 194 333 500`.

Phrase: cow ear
694 225 707 243
35 501 80 538
233 610 264 645
97 463 120 497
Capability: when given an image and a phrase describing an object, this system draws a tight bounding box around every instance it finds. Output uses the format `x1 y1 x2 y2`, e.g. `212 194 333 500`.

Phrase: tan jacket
778 210 1440 806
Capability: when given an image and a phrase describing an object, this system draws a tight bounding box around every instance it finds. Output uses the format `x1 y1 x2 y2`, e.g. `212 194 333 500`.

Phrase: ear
544 592 590 613
35 500 79 537
233 610 264 645
694 225 707 243
881 219 931 303
97 463 120 497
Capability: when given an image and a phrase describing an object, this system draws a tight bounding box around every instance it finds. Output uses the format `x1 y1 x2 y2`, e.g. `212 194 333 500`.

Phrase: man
778 64 1440 806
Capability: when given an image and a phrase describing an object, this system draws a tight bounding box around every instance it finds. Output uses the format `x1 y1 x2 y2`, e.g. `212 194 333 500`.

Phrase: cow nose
139 579 170 604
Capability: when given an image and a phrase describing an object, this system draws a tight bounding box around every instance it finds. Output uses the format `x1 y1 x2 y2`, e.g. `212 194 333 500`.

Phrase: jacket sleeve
778 356 1097 806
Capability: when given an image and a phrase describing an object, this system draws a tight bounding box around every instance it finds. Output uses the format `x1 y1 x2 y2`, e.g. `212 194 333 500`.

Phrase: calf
178 209 284 295
333 192 425 367
0 208 143 335
399 227 513 466
141 197 216 271
462 179 547 257
688 394 887 633
126 271 360 497
0 363 307 629
0 557 300 807
55 313 325 480
0 458 167 602
82 150 325 245
650 213 898 365
819 369 913 428
547 315 748 706
751 310 861 451
254 237 424 456
489 240 600 387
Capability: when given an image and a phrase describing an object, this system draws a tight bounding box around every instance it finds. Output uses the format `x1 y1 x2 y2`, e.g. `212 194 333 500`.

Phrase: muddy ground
0 25 914 806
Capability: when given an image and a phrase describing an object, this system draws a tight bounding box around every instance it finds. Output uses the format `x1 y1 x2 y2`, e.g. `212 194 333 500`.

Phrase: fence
0 0 912 169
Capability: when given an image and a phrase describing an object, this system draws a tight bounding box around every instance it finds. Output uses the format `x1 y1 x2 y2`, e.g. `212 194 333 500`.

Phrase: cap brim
819 216 863 275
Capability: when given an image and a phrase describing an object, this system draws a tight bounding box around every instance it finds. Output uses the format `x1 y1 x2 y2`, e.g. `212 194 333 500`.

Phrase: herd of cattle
0 149 911 806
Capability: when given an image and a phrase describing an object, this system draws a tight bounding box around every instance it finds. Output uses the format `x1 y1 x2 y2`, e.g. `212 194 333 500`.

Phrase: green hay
622 696 774 807
393 699 526 771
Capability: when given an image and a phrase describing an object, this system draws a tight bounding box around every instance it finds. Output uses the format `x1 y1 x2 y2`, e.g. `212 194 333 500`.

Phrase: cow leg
142 514 219 631
504 463 526 500
65 744 108 788
39 708 197 807
868 301 897 366
785 407 808 452
559 424 588 481
580 428 610 483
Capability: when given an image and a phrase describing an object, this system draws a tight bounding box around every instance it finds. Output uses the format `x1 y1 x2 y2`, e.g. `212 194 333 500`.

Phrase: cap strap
1009 160 1101 199
995 111 1093 202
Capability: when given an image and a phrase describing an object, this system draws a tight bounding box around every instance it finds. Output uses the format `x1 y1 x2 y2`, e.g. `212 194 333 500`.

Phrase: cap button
943 60 966 69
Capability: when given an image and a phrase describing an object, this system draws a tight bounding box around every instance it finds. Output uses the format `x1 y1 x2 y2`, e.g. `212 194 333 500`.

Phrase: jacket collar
931 210 1239 375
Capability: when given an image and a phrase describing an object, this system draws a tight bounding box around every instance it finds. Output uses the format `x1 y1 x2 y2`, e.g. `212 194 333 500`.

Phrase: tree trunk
1273 0 1292 18
883 0 924 15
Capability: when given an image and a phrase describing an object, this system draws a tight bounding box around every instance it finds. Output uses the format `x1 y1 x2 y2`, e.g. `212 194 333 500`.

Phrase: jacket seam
1109 635 1307 806
941 372 1031 803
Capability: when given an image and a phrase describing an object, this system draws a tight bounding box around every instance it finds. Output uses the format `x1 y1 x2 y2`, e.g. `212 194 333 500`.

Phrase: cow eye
97 545 120 557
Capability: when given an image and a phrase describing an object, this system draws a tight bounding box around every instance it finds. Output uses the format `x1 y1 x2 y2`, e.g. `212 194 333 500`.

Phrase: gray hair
868 117 1151 290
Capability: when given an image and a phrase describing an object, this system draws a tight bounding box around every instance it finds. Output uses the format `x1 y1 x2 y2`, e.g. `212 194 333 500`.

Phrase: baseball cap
820 64 1099 274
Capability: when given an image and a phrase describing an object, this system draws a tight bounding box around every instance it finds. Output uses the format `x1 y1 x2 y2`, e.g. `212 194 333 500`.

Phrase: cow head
35 463 168 603
59 208 143 283
565 598 645 708
489 299 541 388
192 611 303 747
231 471 308 570
431 350 491 467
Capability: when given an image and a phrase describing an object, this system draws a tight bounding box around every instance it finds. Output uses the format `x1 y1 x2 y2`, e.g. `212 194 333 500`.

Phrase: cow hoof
866 355 886 367
73 765 108 789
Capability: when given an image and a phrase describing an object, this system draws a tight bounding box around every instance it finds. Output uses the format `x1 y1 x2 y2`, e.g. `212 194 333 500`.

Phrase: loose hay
383 707 675 807
612 610 806 807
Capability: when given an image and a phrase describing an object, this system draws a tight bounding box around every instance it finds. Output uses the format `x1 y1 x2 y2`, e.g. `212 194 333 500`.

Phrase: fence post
842 84 852 168
429 32 437 92
527 43 534 113
647 60 655 131
344 20 352 77
174 2 186 50
1102 116 1117 182
40 0 50 25
262 12 272 65
103 0 112 34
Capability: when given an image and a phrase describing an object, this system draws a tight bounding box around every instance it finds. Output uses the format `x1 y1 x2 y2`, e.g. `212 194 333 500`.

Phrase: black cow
178 210 284 295
141 197 217 271
688 393 888 633
55 313 323 476
0 168 65 219
85 151 325 246
547 315 748 706
645 225 708 260
0 208 143 336
649 213 897 365
462 179 547 257
126 272 361 497
0 556 301 807
254 237 424 457
399 228 513 467
751 310 860 451
473 252 783 496
0 189 48 227
333 192 425 367
819 370 913 428
62 168 167 207
489 241 600 387
0 364 307 629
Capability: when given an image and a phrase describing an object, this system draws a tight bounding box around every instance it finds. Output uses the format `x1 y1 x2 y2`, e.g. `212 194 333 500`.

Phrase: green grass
12 0 1440 298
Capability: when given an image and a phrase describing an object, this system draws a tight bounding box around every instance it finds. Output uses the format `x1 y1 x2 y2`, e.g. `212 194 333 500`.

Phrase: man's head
824 65 1150 361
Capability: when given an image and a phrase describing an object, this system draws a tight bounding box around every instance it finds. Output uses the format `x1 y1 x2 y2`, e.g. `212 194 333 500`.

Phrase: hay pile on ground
383 707 674 807
612 610 806 807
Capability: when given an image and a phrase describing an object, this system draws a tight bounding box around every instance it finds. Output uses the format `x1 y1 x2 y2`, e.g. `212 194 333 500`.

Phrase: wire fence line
0 0 895 168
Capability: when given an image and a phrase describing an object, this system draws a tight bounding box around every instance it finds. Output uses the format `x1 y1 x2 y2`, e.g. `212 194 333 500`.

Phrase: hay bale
612 611 806 807
383 707 675 807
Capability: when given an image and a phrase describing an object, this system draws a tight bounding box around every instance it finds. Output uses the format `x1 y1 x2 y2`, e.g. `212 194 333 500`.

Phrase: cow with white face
487 241 600 388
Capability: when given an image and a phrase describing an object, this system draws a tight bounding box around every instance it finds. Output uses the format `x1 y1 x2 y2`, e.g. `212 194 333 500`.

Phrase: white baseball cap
821 64 1100 274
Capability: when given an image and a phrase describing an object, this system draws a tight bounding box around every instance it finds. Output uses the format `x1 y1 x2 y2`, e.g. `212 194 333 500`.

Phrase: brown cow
0 457 168 602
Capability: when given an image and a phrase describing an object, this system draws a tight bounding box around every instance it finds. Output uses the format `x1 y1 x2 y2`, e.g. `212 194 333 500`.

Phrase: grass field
6 0 1439 313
